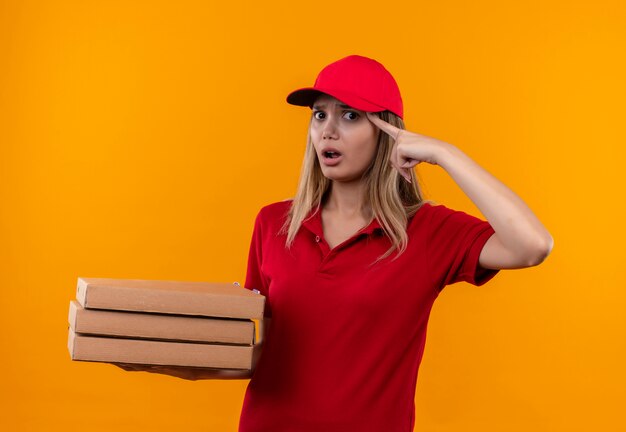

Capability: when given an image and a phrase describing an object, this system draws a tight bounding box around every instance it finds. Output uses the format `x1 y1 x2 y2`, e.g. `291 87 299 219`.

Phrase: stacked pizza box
67 277 265 370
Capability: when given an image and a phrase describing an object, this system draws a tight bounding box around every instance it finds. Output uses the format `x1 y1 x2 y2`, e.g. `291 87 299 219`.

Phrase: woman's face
310 94 379 183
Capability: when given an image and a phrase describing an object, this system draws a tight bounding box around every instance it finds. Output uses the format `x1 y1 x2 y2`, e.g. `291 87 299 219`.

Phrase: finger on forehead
366 112 400 137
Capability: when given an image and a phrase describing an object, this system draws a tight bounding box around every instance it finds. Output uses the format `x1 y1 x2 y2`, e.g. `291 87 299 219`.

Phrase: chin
320 170 362 183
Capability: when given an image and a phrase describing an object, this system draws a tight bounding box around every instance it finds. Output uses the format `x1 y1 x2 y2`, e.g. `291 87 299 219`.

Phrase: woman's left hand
366 112 451 183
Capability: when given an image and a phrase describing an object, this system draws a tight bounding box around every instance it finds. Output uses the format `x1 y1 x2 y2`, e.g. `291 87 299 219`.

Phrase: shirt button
315 235 320 243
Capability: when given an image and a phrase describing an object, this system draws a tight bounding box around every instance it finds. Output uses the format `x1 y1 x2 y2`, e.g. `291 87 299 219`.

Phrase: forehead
312 94 357 110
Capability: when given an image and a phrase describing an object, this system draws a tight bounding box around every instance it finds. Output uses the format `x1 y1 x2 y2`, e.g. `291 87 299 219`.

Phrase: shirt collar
301 206 384 237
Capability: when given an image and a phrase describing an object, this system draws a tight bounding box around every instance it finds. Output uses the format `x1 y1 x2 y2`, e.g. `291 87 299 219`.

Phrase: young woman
118 55 553 432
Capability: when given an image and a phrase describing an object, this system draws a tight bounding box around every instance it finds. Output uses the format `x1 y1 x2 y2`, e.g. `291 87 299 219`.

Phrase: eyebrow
312 103 354 110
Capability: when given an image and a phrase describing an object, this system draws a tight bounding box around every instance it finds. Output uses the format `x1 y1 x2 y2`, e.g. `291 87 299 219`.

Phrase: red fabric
286 54 404 119
238 200 499 432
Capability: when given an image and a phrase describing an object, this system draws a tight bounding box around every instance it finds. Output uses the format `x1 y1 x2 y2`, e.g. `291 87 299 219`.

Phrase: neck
324 179 370 218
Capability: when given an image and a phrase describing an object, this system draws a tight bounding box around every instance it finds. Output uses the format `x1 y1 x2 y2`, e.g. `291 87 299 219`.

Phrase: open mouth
323 150 342 159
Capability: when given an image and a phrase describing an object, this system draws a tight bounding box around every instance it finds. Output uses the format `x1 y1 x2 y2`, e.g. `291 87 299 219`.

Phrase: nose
321 117 339 140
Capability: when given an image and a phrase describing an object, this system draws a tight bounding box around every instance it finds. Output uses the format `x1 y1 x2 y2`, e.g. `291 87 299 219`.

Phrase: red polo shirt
239 200 499 432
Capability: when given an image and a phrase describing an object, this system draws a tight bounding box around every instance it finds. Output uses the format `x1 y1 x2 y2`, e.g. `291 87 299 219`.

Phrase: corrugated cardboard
67 328 253 369
68 300 255 345
76 277 265 319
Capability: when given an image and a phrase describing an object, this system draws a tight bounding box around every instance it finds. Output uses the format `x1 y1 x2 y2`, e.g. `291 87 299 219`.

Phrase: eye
312 110 325 120
343 111 360 121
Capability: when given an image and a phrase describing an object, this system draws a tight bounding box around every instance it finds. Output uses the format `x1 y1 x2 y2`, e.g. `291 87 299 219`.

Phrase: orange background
1 0 624 430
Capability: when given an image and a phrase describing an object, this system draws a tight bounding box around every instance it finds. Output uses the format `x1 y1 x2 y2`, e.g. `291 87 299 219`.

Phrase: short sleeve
426 204 500 292
244 209 272 318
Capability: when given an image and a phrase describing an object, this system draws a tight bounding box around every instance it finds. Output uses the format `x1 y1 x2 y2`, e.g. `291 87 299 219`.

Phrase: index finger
366 112 401 139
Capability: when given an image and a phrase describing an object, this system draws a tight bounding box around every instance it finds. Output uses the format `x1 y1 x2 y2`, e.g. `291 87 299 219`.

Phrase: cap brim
286 87 387 113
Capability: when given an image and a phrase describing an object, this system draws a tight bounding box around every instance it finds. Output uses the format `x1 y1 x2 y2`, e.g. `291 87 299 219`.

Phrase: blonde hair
280 109 426 262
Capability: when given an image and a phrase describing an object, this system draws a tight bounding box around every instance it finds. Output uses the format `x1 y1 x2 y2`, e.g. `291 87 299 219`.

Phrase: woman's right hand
112 363 252 380
112 363 203 380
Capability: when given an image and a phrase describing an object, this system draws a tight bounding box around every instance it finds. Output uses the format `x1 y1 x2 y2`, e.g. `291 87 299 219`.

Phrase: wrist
435 140 463 170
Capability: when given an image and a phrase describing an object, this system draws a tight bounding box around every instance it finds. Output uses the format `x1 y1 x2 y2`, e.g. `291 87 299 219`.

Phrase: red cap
286 55 404 119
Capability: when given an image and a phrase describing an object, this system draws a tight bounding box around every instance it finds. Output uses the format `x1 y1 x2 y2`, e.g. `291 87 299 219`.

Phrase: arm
114 317 271 381
435 144 553 269
366 112 554 270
